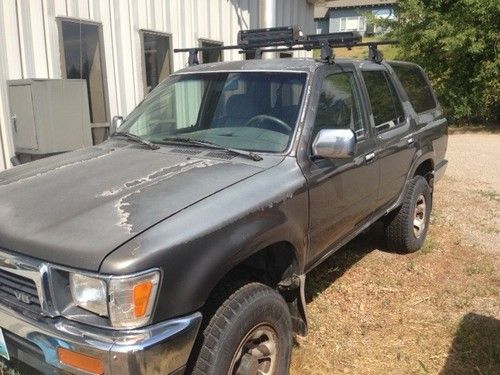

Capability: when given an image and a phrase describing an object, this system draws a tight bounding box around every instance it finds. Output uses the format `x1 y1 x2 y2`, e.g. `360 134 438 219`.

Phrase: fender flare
387 150 435 214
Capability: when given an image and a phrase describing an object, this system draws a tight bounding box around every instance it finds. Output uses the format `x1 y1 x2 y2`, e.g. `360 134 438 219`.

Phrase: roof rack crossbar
234 40 399 56
173 26 399 66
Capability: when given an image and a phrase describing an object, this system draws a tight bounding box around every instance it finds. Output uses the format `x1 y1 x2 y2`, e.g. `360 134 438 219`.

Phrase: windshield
120 72 307 153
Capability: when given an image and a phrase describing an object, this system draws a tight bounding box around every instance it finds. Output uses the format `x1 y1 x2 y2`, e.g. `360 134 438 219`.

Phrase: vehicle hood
0 141 270 271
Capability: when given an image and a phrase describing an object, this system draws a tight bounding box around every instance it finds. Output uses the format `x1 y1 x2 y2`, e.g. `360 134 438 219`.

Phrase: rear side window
390 63 436 113
362 70 405 131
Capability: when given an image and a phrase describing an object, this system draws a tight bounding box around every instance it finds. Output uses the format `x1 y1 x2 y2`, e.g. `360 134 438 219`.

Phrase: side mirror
312 129 356 159
109 115 124 137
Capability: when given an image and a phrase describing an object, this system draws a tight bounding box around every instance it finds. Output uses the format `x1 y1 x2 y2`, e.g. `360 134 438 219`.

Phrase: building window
346 17 359 30
199 39 223 63
339 16 366 32
142 31 172 94
59 19 108 145
315 18 329 34
279 52 293 58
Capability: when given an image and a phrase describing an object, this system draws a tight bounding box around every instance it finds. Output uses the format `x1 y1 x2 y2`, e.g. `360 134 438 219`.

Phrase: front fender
99 158 309 321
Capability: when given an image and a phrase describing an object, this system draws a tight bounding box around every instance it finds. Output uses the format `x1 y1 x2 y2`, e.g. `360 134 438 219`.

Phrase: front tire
192 282 292 375
384 176 432 252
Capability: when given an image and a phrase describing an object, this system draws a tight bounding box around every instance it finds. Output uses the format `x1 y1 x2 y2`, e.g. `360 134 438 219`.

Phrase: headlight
68 270 160 329
69 273 108 316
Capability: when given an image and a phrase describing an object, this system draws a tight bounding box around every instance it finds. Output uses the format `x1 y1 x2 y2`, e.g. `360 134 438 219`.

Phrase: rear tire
192 282 292 375
384 176 432 253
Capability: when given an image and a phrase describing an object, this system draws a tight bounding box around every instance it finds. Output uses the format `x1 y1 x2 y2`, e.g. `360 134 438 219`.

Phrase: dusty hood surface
0 141 267 271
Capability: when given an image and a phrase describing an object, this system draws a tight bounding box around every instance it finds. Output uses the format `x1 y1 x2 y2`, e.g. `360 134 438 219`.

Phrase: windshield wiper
161 137 263 161
112 132 160 150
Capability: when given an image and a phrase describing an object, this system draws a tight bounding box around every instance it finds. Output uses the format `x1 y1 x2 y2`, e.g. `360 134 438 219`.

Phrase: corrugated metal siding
0 0 314 169
0 1 16 170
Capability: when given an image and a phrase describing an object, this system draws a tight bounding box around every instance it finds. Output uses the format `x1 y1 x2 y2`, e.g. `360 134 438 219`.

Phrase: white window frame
339 16 367 32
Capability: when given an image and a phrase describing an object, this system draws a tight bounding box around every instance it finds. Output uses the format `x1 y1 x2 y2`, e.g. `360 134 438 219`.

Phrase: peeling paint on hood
0 142 270 271
103 159 223 233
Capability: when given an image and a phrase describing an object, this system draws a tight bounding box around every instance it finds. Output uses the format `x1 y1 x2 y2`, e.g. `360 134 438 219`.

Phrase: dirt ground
291 133 500 374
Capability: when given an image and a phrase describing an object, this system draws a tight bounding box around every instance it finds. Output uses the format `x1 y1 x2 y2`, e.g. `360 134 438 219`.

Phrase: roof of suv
175 58 356 74
174 57 415 75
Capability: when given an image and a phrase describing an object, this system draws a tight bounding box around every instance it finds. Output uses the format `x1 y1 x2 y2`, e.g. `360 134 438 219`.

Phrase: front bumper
0 302 202 375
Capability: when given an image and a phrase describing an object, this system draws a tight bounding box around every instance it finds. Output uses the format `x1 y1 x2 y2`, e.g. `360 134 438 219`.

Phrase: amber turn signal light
57 347 104 375
133 280 153 317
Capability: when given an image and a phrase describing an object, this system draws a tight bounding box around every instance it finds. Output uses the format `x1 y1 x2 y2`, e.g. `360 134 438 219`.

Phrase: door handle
407 137 415 145
365 152 376 162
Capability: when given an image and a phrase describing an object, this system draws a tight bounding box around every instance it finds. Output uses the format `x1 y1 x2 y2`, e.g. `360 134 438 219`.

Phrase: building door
59 19 108 145
141 31 172 94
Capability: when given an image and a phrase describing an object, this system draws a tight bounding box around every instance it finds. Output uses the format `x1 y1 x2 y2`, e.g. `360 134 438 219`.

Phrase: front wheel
192 282 292 375
384 176 432 252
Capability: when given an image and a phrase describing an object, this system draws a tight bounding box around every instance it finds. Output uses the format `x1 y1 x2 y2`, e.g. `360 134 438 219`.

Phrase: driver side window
312 72 365 139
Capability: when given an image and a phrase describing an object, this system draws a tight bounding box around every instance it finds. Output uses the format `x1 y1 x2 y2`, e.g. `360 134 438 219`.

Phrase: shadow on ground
305 221 389 303
440 313 500 375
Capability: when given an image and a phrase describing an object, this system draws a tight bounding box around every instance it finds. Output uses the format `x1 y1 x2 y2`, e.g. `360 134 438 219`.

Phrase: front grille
0 268 41 312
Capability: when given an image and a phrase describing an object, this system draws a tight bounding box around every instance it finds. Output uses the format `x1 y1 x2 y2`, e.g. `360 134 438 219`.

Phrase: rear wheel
384 176 432 252
192 282 292 375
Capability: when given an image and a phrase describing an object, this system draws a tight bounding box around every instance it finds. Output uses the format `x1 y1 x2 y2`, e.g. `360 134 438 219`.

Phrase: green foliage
378 0 500 123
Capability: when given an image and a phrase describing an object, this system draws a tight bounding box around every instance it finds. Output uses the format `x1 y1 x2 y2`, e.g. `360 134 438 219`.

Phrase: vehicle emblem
14 290 32 304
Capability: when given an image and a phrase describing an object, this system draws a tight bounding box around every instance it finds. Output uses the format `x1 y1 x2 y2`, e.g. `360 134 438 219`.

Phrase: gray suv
0 29 447 375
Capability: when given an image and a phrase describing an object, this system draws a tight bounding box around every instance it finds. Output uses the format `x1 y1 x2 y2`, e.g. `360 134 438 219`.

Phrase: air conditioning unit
8 79 92 162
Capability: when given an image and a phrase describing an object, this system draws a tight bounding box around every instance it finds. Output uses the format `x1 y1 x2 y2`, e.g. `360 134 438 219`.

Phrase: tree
378 0 499 124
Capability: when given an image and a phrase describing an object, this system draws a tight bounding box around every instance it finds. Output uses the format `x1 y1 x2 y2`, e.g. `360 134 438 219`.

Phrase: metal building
0 0 315 171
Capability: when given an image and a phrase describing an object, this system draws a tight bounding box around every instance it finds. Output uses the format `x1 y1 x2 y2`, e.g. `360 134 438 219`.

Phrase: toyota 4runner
0 27 447 375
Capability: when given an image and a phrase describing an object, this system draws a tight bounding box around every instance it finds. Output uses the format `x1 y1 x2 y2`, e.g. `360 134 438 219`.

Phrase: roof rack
174 26 398 66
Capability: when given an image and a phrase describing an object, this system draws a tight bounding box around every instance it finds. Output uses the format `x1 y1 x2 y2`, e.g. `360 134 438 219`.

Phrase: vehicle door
360 65 416 208
299 63 380 267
